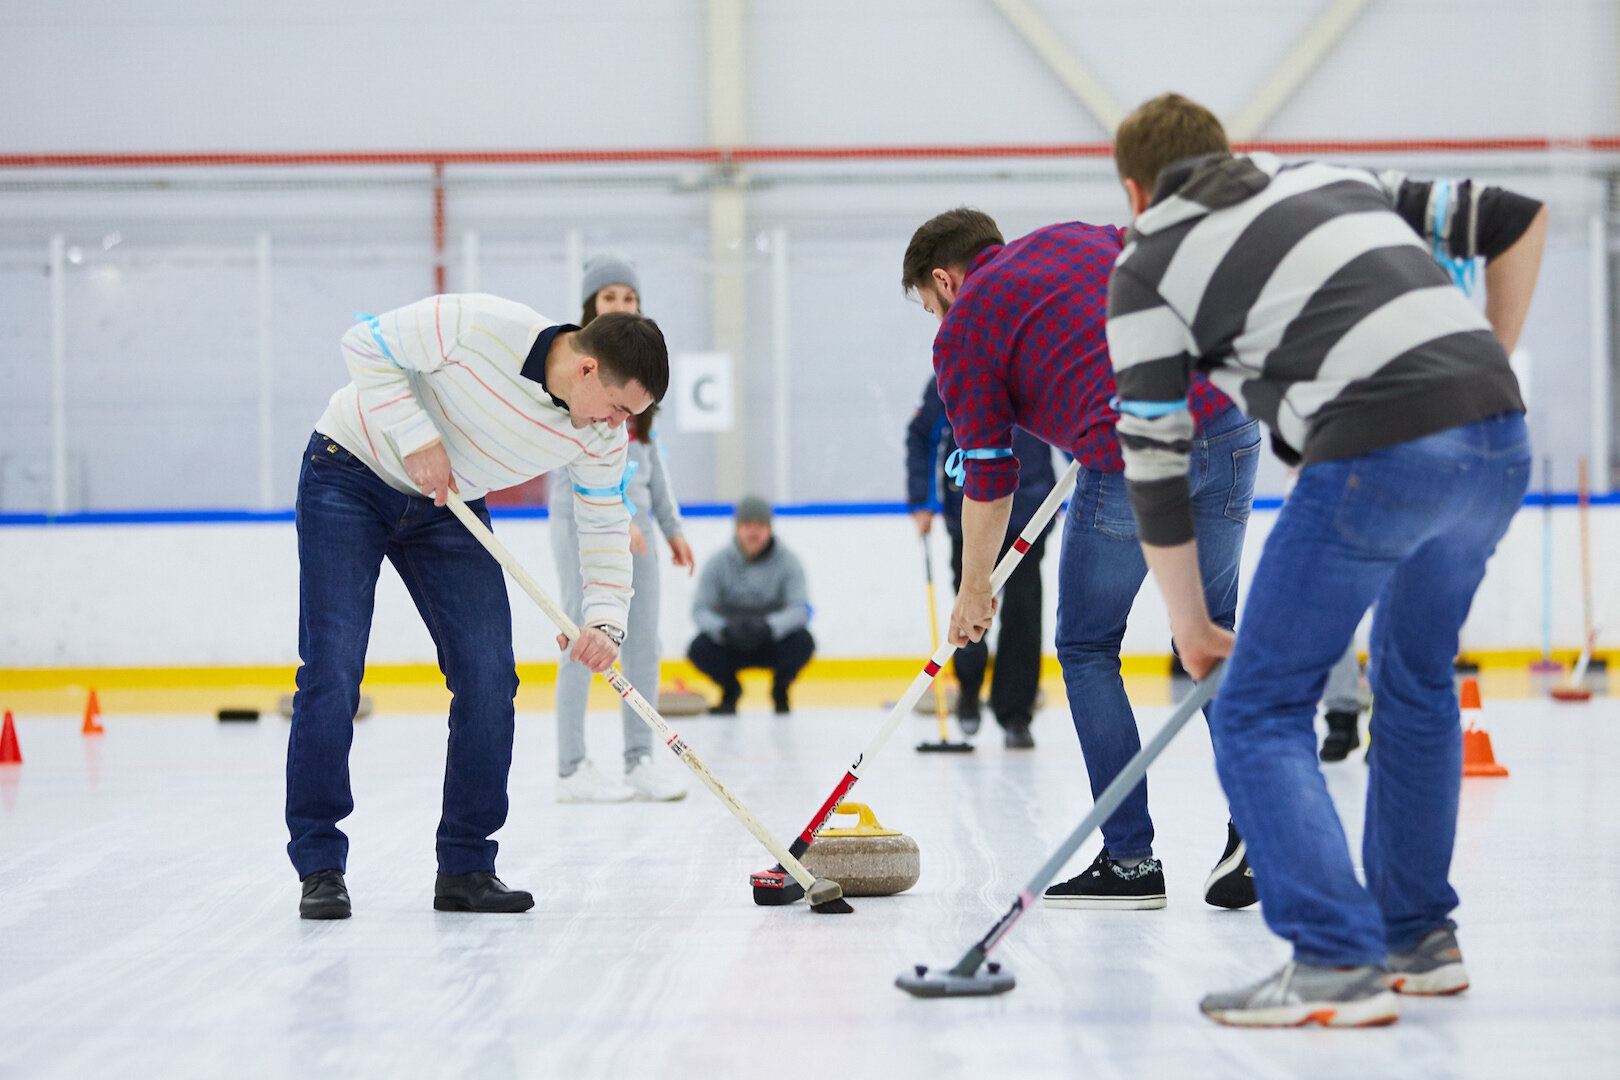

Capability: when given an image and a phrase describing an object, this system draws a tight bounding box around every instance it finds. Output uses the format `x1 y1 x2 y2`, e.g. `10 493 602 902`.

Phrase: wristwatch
590 623 627 646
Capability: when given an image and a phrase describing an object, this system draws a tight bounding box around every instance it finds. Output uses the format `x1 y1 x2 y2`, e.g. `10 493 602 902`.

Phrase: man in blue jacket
907 375 1056 748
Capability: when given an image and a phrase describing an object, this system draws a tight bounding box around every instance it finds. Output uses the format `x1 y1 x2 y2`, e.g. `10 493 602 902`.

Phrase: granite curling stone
801 801 920 897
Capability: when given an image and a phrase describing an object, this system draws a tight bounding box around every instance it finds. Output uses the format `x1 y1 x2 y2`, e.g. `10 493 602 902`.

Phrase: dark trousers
688 627 816 696
951 530 1047 729
286 433 519 879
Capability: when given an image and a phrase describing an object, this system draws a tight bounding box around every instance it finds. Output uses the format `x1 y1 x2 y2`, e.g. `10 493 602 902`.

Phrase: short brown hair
1113 93 1230 194
901 208 1004 294
575 311 669 403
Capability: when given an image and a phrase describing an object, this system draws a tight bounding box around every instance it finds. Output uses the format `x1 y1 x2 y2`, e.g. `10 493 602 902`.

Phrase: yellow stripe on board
0 654 1183 692
0 650 1605 716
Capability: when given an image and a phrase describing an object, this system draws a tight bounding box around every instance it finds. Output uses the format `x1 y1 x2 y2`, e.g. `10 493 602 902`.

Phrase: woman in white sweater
549 254 695 801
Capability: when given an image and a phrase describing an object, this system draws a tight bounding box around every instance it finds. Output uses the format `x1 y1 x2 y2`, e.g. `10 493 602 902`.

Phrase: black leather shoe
1320 710 1361 762
433 871 535 913
300 868 351 920
711 693 740 716
1003 721 1035 749
957 695 982 736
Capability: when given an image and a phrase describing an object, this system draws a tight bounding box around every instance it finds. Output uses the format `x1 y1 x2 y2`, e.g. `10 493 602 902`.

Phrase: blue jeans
285 432 520 879
1055 406 1261 858
1215 413 1530 966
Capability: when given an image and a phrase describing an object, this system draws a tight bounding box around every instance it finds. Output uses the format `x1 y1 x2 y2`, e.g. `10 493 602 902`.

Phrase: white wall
1 1 1616 513
2 2 1614 150
1 503 1613 670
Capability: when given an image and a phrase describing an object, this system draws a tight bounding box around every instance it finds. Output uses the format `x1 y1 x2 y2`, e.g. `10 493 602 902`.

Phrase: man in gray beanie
687 495 815 714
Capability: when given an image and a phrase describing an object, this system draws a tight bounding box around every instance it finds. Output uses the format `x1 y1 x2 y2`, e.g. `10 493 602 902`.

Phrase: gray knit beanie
582 253 640 302
735 495 773 526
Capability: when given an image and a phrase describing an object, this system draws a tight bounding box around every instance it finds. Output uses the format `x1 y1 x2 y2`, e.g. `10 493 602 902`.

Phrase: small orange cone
82 689 104 735
0 711 21 765
1459 676 1507 777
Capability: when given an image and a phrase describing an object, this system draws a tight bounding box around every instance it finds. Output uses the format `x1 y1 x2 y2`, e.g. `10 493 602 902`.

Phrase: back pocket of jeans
1225 441 1261 523
1093 476 1139 541
1331 464 1443 558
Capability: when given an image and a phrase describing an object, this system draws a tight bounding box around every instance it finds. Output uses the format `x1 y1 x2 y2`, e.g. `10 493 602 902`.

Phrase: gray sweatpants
1322 645 1361 714
551 504 660 776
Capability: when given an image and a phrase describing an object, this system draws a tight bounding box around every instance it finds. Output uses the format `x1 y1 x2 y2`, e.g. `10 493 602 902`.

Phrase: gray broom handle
953 660 1226 973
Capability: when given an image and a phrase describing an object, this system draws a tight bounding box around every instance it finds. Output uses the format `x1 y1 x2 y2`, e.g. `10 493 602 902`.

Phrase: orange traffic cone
1459 676 1507 777
82 689 105 735
0 710 21 765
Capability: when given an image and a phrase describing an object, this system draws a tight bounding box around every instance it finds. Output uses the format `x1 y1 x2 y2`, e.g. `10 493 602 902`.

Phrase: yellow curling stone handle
816 801 901 838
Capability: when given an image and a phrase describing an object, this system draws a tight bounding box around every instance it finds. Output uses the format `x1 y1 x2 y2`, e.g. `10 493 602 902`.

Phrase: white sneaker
556 760 635 803
625 758 687 802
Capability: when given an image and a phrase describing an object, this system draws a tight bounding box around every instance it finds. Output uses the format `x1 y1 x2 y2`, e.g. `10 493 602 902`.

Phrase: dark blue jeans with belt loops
285 432 519 879
1215 412 1530 965
1055 405 1262 859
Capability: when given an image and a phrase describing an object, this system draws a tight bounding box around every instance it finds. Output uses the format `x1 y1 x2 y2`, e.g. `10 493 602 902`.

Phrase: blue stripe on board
0 491 1612 526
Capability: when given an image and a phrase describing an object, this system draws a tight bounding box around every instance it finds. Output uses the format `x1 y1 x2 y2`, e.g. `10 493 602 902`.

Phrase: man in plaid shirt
902 207 1262 910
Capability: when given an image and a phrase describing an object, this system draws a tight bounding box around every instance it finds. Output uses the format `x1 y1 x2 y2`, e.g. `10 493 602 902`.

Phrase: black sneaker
299 868 351 920
1204 821 1257 909
1043 850 1166 909
1003 720 1034 749
957 692 982 736
1320 710 1361 762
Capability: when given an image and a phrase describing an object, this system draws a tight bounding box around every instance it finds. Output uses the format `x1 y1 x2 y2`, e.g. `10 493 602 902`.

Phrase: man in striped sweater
1107 93 1546 1027
287 295 668 920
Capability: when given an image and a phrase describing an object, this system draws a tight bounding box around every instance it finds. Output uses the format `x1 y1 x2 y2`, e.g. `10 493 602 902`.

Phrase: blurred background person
906 374 1055 748
550 254 695 802
687 496 814 714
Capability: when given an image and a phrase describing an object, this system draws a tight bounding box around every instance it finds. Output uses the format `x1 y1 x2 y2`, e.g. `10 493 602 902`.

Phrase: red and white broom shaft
784 460 1082 856
443 493 820 893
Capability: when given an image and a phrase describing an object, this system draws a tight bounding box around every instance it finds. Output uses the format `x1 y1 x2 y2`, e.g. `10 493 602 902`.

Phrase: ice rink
2 683 1616 1079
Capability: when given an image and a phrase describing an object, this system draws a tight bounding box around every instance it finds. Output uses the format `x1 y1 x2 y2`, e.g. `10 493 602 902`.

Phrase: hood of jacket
1129 151 1282 240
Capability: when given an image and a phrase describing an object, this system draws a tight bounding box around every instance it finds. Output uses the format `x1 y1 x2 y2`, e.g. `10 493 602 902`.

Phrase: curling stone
656 678 709 717
911 684 958 716
909 686 1046 716
801 801 919 897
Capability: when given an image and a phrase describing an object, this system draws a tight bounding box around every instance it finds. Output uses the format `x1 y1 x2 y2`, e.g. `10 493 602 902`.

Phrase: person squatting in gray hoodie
687 496 814 714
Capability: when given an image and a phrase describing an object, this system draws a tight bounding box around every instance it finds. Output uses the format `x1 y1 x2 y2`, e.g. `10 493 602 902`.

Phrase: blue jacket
905 376 1058 539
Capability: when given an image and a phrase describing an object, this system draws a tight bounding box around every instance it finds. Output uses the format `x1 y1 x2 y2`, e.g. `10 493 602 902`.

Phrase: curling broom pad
802 801 920 897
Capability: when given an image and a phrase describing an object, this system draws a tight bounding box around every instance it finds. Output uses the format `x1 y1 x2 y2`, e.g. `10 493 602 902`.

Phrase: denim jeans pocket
1092 473 1139 541
308 435 375 478
1224 440 1261 523
1331 456 1452 558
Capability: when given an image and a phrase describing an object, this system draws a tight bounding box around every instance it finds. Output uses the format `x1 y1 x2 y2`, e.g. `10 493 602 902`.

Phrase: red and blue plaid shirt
933 220 1233 502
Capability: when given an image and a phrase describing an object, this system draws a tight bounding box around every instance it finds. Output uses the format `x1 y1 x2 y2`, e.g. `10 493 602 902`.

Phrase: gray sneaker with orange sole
1200 961 1399 1027
1388 926 1470 995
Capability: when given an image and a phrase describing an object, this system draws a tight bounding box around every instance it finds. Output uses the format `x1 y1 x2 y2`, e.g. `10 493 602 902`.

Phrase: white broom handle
444 492 819 891
852 458 1080 778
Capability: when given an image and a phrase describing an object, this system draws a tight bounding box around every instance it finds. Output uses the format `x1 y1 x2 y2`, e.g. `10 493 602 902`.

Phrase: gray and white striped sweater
1107 152 1535 545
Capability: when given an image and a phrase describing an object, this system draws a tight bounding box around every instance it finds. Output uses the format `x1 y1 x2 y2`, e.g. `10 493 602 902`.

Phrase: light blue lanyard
945 447 1013 485
575 459 640 517
1429 181 1477 294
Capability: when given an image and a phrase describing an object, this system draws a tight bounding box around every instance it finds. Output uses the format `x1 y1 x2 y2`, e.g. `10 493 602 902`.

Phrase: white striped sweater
315 293 634 630
1108 153 1531 545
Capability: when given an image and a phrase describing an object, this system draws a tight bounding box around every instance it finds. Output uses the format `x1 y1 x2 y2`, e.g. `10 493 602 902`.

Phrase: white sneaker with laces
625 758 687 802
556 760 636 803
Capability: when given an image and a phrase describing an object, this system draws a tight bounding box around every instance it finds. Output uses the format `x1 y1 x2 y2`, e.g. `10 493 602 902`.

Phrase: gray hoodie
692 537 810 641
